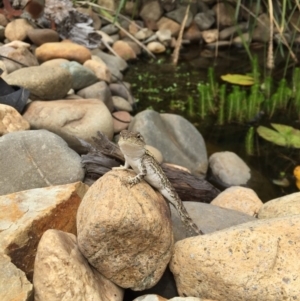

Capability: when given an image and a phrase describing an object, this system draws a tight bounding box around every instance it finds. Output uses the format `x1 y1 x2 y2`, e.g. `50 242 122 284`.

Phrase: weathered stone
129 110 208 176
112 40 137 61
4 19 34 41
0 254 33 301
27 28 59 46
171 202 256 242
211 186 263 217
209 151 251 186
0 182 88 280
23 99 114 152
157 17 181 37
194 12 215 30
77 170 174 290
0 44 39 73
34 229 123 301
0 130 84 195
112 111 131 133
84 58 112 82
258 192 300 219
147 41 166 53
170 215 300 301
140 0 163 23
60 61 98 90
77 81 114 112
0 104 30 135
4 65 72 100
35 42 91 64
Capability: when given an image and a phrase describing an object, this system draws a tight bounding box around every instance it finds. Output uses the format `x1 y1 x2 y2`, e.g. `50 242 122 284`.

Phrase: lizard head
118 130 146 156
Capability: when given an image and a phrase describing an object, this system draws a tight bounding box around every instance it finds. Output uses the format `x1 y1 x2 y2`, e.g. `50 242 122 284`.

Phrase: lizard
113 129 203 236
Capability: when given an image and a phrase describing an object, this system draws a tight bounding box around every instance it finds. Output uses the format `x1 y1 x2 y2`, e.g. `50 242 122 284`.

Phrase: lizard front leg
112 160 130 170
128 160 147 186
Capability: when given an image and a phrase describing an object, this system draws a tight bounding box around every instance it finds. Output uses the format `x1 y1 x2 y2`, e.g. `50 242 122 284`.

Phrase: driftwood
79 132 220 203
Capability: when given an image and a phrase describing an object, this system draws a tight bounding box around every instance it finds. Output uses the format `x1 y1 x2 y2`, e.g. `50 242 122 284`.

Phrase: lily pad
221 74 254 86
257 123 300 148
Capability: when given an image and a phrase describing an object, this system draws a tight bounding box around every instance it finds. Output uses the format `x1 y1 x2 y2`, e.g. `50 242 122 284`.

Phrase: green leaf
257 124 300 148
221 74 255 86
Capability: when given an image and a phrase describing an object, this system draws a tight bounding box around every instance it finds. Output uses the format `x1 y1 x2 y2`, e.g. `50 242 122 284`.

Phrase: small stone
4 19 34 41
112 111 131 133
135 28 154 40
194 12 215 30
166 6 194 28
97 30 114 45
0 104 30 135
183 22 202 42
147 41 166 53
156 29 172 44
112 95 133 112
211 186 263 217
157 17 181 37
77 81 114 112
209 151 251 186
35 41 91 64
83 59 112 82
213 2 237 27
27 28 59 46
202 29 219 43
112 40 137 60
140 0 163 22
109 82 134 104
101 24 119 35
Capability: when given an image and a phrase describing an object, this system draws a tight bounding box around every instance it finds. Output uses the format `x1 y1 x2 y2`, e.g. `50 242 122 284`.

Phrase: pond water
124 45 300 202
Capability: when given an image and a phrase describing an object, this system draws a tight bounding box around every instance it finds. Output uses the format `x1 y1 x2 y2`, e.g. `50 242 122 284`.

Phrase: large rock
129 110 208 176
0 130 84 195
0 182 88 280
34 229 123 301
35 42 91 64
0 254 33 301
23 99 114 152
4 65 72 100
171 202 256 242
258 192 300 219
0 104 30 135
170 215 300 301
77 170 174 290
211 186 263 217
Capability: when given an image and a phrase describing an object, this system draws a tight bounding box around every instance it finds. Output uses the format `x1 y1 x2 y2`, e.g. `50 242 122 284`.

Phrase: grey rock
166 6 194 28
4 65 72 100
209 151 251 186
171 202 256 242
27 28 59 46
140 0 163 22
0 130 84 196
0 254 33 301
77 81 114 112
109 82 134 104
219 22 248 40
129 110 208 176
101 24 119 35
60 61 98 90
194 12 215 30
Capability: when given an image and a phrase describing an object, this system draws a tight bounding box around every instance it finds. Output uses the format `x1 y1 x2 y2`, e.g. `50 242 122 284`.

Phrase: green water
124 46 300 201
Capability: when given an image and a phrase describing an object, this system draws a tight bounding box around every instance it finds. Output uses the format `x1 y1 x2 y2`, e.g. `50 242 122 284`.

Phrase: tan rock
77 170 174 290
112 111 131 133
147 41 166 53
157 17 180 37
4 19 34 41
0 13 8 27
211 186 263 217
258 192 300 219
170 215 300 301
135 28 154 40
0 182 89 281
202 29 219 43
0 104 30 135
140 0 163 22
0 253 33 301
97 0 115 11
84 59 112 82
35 42 91 64
41 58 69 68
33 229 124 301
23 99 114 152
183 22 202 42
112 40 137 60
